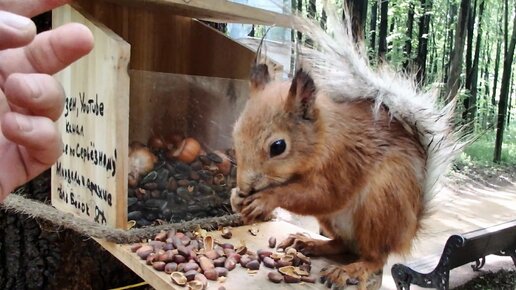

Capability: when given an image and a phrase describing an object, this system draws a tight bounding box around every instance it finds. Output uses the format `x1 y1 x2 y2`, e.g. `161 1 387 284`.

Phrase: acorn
168 137 201 164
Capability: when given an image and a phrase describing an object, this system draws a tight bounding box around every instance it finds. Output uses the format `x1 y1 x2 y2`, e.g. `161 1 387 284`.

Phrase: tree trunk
344 0 368 41
369 0 378 59
443 0 457 85
445 0 470 103
463 0 485 131
482 39 491 129
378 0 389 61
305 0 316 46
321 8 327 30
416 0 432 84
494 1 516 163
296 0 303 42
492 26 502 107
403 1 415 70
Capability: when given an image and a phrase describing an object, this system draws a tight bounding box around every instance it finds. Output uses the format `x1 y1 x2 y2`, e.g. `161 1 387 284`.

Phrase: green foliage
456 121 516 166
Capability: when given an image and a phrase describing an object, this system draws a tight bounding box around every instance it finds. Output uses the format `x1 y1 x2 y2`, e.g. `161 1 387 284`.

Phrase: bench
391 219 516 290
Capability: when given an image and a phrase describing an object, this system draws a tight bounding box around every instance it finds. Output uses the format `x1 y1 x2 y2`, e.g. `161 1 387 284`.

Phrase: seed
199 256 214 272
164 262 178 274
213 257 226 267
214 267 228 277
284 274 301 283
152 261 166 271
174 254 186 264
203 268 219 281
224 257 237 271
136 245 154 260
246 260 260 270
183 262 200 272
184 270 198 281
268 237 276 248
268 271 283 283
263 257 276 268
257 249 272 260
130 243 142 252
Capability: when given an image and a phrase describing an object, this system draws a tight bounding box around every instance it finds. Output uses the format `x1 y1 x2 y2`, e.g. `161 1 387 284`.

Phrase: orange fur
231 67 426 287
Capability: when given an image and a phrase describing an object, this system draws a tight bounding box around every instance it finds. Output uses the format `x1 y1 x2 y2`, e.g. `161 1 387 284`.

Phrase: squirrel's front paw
240 193 274 224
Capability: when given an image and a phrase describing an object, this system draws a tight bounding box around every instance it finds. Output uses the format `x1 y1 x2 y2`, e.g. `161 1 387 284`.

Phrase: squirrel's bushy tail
288 3 465 204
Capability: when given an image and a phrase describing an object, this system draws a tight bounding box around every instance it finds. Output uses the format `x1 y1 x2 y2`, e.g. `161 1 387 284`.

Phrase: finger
0 23 94 79
0 11 36 50
1 112 62 165
4 73 65 121
0 0 70 18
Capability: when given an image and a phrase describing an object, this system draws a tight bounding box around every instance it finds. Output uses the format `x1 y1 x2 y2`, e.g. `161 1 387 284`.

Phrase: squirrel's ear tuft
250 63 270 91
285 69 317 120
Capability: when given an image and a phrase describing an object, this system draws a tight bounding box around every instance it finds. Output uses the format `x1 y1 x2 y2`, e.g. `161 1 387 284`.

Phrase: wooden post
51 4 131 229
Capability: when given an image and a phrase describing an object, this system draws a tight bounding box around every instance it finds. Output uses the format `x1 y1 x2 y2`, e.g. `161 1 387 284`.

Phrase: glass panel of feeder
127 70 248 227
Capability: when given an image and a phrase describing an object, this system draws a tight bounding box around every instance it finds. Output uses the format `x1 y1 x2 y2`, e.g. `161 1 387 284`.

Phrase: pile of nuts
128 134 236 227
130 228 317 289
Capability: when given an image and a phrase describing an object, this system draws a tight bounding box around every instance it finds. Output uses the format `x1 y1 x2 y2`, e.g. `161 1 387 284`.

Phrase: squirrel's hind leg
277 233 350 256
320 257 385 290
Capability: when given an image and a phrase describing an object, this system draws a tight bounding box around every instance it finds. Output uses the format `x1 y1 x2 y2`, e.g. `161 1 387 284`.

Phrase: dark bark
443 0 457 84
378 0 389 61
305 0 316 46
445 0 470 103
321 8 327 30
481 38 491 129
296 0 303 42
492 21 502 107
416 0 432 84
344 0 368 41
369 0 378 58
494 1 516 163
463 0 485 131
403 1 415 70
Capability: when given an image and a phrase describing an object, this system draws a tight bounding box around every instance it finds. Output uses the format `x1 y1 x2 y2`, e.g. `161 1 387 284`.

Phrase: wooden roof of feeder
102 0 293 27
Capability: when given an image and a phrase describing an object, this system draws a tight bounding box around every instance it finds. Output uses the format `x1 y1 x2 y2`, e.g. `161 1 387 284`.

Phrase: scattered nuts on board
129 229 317 288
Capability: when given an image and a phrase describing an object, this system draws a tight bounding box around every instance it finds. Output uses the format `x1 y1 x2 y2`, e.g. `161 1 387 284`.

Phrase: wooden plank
75 0 283 79
96 221 382 290
101 0 293 27
51 4 130 229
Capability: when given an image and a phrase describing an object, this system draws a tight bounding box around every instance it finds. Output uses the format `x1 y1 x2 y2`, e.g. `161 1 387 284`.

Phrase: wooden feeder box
51 0 285 229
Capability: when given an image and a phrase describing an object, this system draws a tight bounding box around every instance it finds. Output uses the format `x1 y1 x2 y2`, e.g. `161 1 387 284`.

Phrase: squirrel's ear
249 63 270 91
285 69 317 120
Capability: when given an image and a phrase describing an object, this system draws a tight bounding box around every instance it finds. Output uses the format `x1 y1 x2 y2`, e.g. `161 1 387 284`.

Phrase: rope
1 194 243 244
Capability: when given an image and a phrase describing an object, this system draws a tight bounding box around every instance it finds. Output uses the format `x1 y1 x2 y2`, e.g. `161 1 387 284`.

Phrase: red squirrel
230 8 462 290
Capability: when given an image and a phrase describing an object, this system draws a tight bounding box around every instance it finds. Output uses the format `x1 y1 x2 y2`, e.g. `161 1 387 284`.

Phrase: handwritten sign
51 4 130 229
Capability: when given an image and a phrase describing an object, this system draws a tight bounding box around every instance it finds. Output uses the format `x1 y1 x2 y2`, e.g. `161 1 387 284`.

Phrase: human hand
0 0 94 202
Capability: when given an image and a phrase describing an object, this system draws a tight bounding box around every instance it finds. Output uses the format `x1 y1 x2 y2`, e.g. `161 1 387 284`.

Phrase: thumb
0 11 36 50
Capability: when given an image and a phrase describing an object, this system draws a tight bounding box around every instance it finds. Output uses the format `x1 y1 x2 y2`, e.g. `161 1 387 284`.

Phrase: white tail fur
288 3 465 204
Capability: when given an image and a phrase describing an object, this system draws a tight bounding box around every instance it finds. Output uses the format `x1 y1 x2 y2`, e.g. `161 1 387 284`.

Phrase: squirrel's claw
320 263 372 290
239 193 273 224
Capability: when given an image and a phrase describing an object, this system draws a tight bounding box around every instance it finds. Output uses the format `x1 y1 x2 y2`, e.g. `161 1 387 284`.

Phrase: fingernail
1 12 33 30
15 114 32 132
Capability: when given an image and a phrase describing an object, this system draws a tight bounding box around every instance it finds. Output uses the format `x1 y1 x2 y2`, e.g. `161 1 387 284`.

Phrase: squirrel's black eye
270 139 286 157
